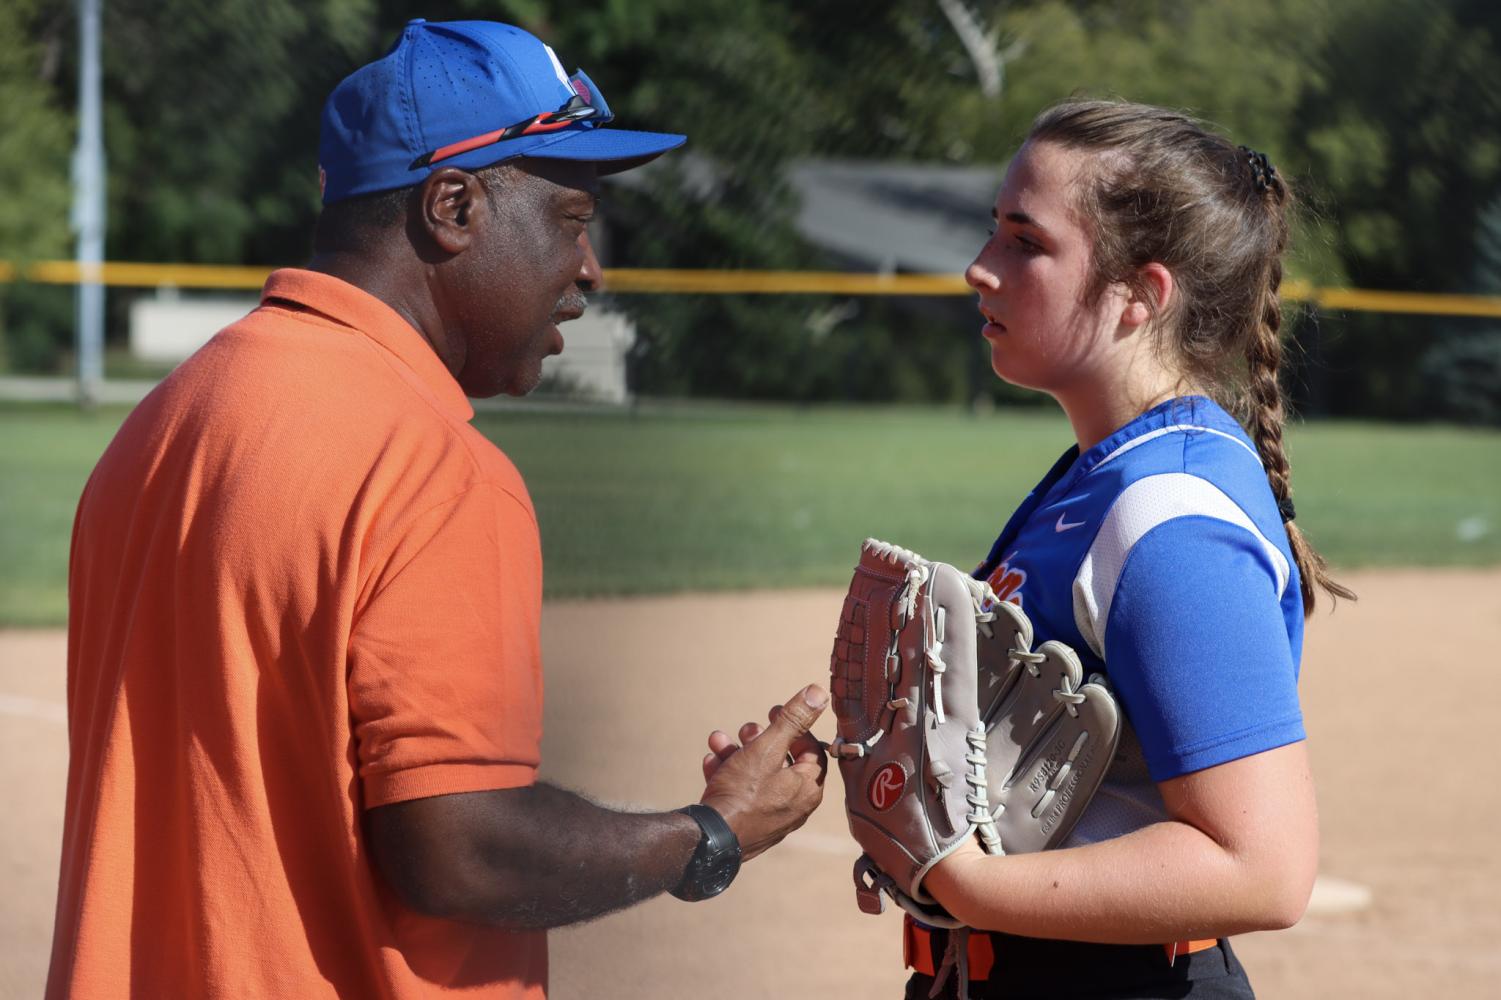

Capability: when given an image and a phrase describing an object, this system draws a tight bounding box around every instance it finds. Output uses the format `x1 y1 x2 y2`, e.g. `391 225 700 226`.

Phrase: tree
12 0 1501 413
89 0 380 264
1286 0 1501 417
0 0 75 372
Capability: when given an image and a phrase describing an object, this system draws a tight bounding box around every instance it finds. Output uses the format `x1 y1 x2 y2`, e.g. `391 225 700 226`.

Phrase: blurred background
2 2 1500 997
3 0 1500 624
3 0 1501 415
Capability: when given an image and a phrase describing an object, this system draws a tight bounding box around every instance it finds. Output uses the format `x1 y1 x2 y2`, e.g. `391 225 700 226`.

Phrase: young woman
906 101 1354 999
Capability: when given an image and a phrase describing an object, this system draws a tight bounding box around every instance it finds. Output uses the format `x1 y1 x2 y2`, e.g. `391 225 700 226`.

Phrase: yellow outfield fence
4 260 1501 319
0 260 275 290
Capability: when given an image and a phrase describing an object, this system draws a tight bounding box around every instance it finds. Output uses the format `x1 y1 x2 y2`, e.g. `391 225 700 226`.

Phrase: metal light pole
72 0 105 407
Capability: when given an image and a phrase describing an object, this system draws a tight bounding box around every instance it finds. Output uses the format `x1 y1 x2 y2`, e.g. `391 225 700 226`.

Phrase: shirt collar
259 268 474 422
1051 395 1253 496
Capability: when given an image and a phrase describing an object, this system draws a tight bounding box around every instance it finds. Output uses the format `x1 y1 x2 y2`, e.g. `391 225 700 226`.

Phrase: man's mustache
553 290 589 321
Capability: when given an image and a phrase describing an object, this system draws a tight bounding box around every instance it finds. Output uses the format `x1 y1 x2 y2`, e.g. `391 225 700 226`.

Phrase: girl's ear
1122 262 1174 331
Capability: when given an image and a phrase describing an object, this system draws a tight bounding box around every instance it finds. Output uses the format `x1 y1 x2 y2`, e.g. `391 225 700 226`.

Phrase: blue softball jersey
975 396 1306 840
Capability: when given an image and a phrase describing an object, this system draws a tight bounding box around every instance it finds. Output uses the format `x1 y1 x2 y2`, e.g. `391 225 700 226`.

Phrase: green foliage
0 0 75 373
0 282 74 374
1417 198 1501 426
8 0 1501 413
1420 332 1501 426
1292 0 1501 291
541 0 961 399
618 297 980 403
0 0 71 262
584 0 1500 405
97 0 380 264
1474 195 1501 295
980 0 1331 160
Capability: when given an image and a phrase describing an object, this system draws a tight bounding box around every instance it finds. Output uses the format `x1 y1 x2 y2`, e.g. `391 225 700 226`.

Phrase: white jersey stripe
1072 473 1291 658
1095 424 1263 470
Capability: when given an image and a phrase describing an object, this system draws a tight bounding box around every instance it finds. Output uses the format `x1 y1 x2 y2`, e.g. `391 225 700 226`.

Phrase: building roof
785 159 1000 273
608 155 1002 274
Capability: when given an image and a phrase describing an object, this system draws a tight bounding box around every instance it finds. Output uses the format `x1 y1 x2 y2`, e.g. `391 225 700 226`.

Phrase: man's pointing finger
750 684 828 758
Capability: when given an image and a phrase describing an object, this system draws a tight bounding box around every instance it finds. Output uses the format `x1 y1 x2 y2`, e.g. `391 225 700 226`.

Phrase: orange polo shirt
49 269 548 999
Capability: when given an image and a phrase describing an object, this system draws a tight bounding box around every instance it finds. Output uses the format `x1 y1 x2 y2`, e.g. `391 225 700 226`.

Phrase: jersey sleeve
1101 515 1305 781
347 481 544 808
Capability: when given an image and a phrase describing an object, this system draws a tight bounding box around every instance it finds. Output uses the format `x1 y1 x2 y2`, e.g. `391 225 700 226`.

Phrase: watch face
697 849 738 897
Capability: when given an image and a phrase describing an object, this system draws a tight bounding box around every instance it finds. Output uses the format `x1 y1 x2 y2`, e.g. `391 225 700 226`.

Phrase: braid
1244 185 1355 614
1247 258 1292 503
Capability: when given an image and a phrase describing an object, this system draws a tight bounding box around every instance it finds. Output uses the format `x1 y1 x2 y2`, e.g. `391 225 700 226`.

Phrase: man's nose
577 230 603 293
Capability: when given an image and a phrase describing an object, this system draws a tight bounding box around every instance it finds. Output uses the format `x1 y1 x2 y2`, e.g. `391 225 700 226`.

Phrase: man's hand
366 684 829 928
700 706 825 781
698 684 829 861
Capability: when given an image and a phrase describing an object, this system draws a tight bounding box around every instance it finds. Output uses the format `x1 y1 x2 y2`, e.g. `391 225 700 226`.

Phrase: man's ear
417 168 489 255
1121 262 1174 331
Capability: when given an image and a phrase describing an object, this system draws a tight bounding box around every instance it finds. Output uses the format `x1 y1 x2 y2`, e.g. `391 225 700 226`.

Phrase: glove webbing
828 560 935 760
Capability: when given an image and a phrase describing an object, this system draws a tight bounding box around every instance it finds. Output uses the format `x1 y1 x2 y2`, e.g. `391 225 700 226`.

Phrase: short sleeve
348 481 544 808
1103 515 1304 781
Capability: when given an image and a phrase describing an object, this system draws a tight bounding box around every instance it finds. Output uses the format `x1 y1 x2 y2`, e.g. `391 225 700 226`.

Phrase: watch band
669 804 742 901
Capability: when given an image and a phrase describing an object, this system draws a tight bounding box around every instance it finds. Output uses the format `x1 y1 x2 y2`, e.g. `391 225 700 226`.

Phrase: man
47 20 827 999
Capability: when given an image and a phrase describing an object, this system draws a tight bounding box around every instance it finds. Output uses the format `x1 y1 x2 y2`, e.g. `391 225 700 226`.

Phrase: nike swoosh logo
1055 513 1087 532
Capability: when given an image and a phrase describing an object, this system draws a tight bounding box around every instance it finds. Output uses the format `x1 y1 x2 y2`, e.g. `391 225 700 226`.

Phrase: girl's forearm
925 818 1312 944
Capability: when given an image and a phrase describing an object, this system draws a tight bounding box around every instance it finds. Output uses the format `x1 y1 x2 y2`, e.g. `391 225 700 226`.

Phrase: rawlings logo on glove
869 764 906 810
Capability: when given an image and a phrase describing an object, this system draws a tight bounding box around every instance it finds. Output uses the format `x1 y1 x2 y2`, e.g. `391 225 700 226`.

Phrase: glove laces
1054 687 1086 718
921 585 949 724
966 726 1002 854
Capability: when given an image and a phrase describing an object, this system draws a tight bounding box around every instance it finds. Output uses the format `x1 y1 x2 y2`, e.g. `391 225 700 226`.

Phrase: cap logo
542 43 571 88
869 763 906 811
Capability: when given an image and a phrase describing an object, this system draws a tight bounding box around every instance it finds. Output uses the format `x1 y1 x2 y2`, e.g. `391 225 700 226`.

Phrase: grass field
2 399 1499 626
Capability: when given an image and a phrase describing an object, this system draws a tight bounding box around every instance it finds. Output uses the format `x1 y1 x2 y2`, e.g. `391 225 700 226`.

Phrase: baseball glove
829 538 1122 933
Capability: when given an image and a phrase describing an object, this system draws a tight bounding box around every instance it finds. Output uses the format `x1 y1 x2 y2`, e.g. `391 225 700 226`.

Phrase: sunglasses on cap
408 70 614 171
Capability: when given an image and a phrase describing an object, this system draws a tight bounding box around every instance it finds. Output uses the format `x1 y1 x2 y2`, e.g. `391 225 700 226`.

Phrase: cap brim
435 125 685 178
522 127 687 175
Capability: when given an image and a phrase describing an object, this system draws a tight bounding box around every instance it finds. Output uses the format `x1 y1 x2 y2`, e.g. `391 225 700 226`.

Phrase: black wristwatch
669 804 742 901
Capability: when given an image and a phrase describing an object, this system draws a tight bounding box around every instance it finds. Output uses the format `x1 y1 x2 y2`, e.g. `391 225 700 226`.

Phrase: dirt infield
4 567 1499 998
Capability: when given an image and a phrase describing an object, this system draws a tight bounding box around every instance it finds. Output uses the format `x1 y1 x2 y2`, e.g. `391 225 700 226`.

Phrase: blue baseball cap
319 19 686 204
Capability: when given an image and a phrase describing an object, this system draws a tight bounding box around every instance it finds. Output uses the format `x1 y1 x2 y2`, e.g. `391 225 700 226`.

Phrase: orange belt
903 916 1217 980
903 918 995 979
1163 937 1219 963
